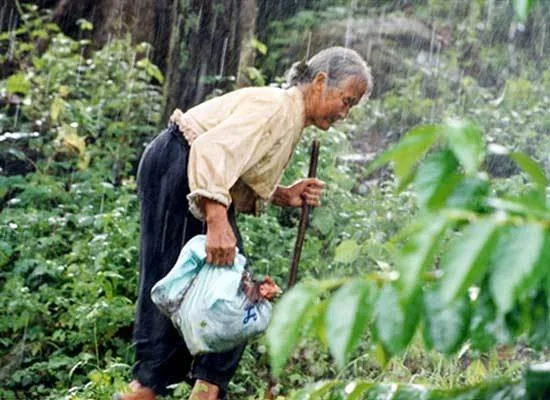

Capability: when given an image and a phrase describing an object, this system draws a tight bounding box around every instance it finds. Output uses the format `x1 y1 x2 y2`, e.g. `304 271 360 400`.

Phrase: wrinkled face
309 74 367 131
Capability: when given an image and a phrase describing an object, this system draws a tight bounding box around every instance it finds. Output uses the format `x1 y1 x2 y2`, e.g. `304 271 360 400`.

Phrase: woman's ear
312 72 327 92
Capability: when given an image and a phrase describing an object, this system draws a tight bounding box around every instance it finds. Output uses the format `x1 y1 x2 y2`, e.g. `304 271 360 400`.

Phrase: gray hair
286 47 373 97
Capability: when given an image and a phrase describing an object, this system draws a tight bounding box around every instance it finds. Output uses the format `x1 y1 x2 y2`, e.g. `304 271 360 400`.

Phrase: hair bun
287 59 311 86
295 59 308 74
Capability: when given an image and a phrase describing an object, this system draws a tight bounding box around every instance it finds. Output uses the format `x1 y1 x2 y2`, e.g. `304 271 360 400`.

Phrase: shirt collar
286 86 306 131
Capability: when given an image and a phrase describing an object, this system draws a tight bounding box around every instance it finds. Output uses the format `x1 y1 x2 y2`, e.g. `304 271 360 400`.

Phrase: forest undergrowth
1 1 549 399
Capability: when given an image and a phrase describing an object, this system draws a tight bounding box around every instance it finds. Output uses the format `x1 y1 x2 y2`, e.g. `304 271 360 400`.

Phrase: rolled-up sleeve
187 97 281 221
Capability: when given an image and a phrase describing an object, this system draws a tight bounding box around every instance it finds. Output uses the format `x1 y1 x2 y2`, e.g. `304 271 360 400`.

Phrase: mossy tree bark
44 0 258 120
51 0 173 72
163 0 245 119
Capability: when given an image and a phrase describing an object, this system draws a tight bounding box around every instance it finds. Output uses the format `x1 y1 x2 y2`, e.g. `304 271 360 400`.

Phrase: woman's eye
343 97 354 107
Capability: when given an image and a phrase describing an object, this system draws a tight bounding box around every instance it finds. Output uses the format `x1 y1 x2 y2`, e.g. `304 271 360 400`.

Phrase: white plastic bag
150 235 272 355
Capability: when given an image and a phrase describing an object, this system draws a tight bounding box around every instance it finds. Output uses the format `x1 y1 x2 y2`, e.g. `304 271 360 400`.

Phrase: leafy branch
267 120 550 378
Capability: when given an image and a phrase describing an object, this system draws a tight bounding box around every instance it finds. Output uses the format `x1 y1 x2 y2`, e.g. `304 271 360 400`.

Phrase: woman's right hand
203 198 237 266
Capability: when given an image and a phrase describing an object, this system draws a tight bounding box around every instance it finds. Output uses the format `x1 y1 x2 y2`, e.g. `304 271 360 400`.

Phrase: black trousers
133 124 246 397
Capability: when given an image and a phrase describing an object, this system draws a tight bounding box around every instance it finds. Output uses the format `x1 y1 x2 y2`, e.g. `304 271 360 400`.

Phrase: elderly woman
120 47 372 400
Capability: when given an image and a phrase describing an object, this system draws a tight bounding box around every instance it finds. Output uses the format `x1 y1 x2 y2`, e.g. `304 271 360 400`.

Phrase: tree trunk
163 0 254 119
46 0 257 119
51 0 173 72
236 0 258 87
0 0 17 33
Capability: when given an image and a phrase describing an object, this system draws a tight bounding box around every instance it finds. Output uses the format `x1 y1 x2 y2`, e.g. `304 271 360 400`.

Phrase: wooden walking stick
288 138 320 288
265 139 320 399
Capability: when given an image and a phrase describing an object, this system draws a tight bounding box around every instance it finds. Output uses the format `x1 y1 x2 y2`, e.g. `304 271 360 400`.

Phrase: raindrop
100 192 105 213
161 210 170 253
75 47 86 88
305 31 312 60
0 5 5 36
540 22 546 59
13 104 20 130
486 0 494 27
344 0 358 49
219 37 229 77
7 10 17 62
428 23 436 68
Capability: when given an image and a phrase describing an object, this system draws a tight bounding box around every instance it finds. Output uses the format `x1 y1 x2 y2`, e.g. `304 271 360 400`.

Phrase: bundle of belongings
151 235 280 355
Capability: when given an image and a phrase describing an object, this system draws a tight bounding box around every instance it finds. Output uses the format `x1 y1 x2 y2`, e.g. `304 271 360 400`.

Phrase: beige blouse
170 86 306 221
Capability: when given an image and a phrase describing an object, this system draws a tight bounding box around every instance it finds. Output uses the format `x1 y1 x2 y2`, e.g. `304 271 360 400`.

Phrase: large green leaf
528 290 550 349
414 150 460 210
489 224 546 314
326 279 376 368
309 380 343 400
486 190 550 219
374 285 422 356
6 72 31 96
443 120 485 175
136 58 164 83
362 384 396 399
445 177 490 212
251 37 268 55
308 299 329 346
469 287 505 352
311 207 334 236
423 288 471 354
334 240 360 264
346 382 373 400
394 385 429 400
512 0 537 22
366 125 440 188
439 218 499 305
525 363 550 399
510 151 548 188
267 282 319 376
397 216 449 300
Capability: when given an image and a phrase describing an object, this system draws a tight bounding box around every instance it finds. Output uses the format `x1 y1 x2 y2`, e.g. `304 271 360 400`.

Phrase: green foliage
396 215 448 300
373 285 422 357
0 4 60 69
1 0 549 398
267 282 320 376
1 5 163 178
0 8 164 398
6 72 31 95
259 7 347 78
286 367 550 399
512 0 537 22
438 217 499 306
0 175 139 398
326 279 376 368
267 119 550 385
423 289 471 355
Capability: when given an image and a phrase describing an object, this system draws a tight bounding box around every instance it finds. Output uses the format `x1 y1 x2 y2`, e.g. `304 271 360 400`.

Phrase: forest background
1 0 550 398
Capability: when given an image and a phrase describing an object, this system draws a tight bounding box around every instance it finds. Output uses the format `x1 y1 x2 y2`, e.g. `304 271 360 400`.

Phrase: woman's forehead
340 76 368 98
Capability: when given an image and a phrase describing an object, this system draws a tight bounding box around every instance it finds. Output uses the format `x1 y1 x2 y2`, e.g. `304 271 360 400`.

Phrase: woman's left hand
272 178 325 208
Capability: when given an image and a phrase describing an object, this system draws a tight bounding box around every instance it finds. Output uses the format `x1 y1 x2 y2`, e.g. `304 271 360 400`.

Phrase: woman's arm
202 198 236 266
187 99 282 266
271 178 325 208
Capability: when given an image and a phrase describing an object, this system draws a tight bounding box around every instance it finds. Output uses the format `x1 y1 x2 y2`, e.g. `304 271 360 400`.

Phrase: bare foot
113 381 156 400
188 379 219 400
